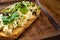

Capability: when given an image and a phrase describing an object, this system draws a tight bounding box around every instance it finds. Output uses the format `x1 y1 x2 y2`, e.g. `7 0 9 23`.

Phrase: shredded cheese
0 1 40 34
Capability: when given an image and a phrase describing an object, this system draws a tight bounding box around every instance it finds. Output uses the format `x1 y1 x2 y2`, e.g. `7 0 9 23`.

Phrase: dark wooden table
39 0 60 26
0 0 60 40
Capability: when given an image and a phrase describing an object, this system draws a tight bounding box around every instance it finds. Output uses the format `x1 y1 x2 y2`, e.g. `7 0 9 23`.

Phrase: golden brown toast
0 1 41 40
0 9 41 40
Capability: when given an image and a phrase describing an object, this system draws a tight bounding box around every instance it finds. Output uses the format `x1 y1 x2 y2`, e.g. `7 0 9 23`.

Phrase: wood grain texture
39 0 60 26
0 0 60 40
16 11 60 40
0 0 21 3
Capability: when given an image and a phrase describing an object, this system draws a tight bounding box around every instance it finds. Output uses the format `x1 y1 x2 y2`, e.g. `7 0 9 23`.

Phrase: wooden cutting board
0 0 60 40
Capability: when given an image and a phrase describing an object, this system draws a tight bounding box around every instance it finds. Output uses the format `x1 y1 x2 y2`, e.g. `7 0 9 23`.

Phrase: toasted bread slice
0 9 40 40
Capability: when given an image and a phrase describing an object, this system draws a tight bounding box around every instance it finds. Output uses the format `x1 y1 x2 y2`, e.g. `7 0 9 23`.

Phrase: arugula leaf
15 3 28 14
19 6 28 14
2 12 19 25
2 16 10 25
10 12 19 21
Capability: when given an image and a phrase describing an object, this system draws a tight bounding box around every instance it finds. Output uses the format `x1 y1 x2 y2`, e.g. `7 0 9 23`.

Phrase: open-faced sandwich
0 1 41 40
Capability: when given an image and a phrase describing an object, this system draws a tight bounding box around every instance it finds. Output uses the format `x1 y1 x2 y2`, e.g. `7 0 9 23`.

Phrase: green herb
10 12 19 21
2 16 10 25
2 12 19 25
19 6 28 14
3 6 16 14
3 2 28 14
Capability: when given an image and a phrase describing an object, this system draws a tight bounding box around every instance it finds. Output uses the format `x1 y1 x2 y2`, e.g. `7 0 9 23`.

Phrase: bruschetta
0 1 41 40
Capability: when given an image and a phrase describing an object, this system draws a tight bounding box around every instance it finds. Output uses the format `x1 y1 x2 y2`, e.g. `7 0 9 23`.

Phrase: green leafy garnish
15 2 28 14
2 16 10 25
2 12 19 25
3 5 16 14
19 6 28 14
2 1 37 25
10 12 19 21
3 2 28 14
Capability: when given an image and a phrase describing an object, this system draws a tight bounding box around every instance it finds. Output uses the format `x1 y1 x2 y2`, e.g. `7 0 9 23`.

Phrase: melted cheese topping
0 1 40 34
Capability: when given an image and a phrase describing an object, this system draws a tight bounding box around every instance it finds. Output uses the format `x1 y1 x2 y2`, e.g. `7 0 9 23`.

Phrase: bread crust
0 9 41 40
